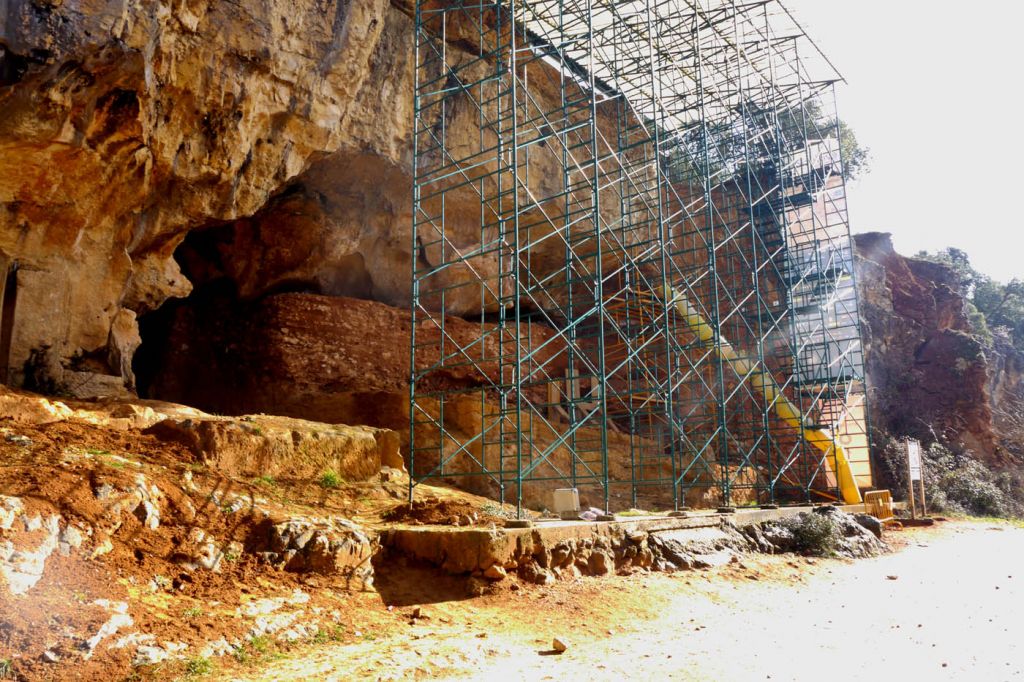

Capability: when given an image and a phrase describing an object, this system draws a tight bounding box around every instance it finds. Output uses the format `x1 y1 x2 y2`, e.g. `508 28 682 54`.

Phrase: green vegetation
183 656 213 677
668 100 869 183
309 625 347 646
232 635 286 667
252 475 277 487
0 659 12 680
778 513 839 556
917 247 1024 353
878 439 1023 519
319 470 342 489
248 635 272 655
181 606 204 619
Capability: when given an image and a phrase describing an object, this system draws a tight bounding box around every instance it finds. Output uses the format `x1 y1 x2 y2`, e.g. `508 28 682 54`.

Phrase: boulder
266 517 377 589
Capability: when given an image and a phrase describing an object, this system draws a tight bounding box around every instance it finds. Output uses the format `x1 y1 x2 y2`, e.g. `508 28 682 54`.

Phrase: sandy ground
223 520 1024 682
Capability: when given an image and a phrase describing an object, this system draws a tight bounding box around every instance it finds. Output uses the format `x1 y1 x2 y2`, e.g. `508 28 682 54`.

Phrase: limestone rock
855 232 1024 463
521 562 555 586
0 511 61 595
854 513 884 539
0 0 399 393
483 564 507 581
58 524 87 556
82 602 134 660
587 551 613 576
0 496 24 531
145 413 395 483
265 517 376 589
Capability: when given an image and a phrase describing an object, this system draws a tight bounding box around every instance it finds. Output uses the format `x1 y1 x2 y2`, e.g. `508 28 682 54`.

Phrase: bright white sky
786 0 1023 283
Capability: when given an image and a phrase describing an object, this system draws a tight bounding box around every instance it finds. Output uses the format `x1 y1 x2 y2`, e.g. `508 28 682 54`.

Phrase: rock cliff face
854 232 1024 465
0 0 411 391
1 0 620 394
4 2 1021 483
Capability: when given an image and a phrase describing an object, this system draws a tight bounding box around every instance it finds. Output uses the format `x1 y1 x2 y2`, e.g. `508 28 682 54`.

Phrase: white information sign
907 440 922 481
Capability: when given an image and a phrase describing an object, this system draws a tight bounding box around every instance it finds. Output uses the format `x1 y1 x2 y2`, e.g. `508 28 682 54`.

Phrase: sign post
906 439 925 519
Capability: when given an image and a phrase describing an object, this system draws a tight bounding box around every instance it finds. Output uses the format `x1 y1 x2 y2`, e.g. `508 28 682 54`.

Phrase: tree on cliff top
917 247 1024 353
667 100 869 184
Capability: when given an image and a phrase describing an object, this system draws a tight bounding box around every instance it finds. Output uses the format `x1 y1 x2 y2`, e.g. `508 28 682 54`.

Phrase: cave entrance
133 149 414 430
0 258 18 386
132 225 332 416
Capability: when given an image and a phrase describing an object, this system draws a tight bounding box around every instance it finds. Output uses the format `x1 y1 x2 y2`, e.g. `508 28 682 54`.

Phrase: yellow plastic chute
663 286 862 505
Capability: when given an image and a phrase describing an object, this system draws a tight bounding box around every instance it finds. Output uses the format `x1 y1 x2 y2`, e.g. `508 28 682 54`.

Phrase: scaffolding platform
409 0 873 515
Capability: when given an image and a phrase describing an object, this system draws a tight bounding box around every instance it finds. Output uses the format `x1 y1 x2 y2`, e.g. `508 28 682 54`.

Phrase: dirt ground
0 413 522 681
220 520 1023 682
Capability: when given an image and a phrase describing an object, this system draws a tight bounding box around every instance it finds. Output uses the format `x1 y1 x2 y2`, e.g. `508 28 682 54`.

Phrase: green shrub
319 471 342 489
780 513 839 556
876 437 1023 518
184 656 213 677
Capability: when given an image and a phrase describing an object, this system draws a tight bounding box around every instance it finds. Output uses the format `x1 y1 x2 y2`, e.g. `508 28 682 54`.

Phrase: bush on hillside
875 437 1023 518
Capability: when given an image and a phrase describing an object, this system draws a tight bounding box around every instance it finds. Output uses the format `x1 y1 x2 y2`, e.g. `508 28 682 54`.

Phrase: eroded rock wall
854 232 1024 464
1 0 633 395
0 0 403 390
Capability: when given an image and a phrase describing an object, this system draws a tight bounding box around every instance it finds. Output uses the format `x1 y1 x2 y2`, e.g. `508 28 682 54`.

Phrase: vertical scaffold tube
663 286 862 504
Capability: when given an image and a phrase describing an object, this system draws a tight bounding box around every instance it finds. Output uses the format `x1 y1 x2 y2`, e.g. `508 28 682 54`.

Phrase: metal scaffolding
409 0 872 514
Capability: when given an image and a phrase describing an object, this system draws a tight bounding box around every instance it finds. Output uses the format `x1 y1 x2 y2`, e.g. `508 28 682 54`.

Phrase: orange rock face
855 232 1024 465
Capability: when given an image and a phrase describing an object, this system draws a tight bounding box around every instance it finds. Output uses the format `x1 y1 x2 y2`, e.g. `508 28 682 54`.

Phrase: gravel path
233 520 1023 682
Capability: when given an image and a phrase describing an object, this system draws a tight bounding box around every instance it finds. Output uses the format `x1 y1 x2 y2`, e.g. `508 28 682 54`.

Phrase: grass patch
232 635 286 667
319 471 343 489
181 606 204 619
315 624 347 643
249 635 272 655
183 656 213 677
252 475 277 488
309 626 347 646
959 514 1024 529
0 659 12 680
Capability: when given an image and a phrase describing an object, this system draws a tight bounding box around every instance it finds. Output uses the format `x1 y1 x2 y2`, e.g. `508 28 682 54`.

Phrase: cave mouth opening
132 225 323 415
